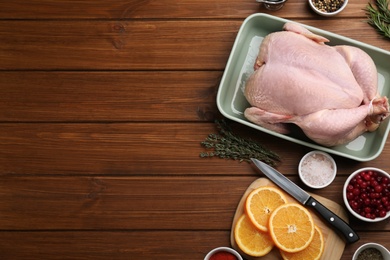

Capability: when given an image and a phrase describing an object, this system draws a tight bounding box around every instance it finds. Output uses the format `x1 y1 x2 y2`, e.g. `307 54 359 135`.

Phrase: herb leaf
200 119 281 166
365 0 390 39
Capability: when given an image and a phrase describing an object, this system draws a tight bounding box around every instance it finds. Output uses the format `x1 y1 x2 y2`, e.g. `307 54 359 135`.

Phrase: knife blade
251 158 359 244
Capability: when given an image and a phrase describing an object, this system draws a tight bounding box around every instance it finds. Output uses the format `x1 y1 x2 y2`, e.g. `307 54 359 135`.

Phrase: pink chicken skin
244 22 389 146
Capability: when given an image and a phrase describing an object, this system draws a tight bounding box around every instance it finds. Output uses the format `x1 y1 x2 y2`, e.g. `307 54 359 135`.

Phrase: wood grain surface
0 0 389 259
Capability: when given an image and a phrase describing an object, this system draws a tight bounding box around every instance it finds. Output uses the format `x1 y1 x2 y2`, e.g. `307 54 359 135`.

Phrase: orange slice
280 225 324 260
269 203 315 253
234 214 274 257
245 186 288 232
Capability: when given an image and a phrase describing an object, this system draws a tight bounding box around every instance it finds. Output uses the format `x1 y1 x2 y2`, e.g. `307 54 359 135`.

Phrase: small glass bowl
204 247 243 260
308 0 348 16
257 0 288 11
352 243 390 260
343 167 390 222
298 151 337 189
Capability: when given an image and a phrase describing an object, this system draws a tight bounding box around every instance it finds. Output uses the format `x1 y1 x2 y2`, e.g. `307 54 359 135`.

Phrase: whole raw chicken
244 22 389 146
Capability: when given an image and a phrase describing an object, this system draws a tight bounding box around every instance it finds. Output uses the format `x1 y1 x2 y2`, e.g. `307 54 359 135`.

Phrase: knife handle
305 197 359 244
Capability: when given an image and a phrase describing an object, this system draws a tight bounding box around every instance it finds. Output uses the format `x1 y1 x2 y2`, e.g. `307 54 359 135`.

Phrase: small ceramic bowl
343 167 390 222
352 243 390 260
204 247 243 260
308 0 348 16
298 151 337 189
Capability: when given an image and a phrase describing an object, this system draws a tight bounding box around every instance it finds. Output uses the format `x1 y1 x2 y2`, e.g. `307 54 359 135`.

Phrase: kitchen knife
251 158 359 244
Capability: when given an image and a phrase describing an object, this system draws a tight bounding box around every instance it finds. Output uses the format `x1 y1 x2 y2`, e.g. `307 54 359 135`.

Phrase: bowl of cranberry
343 167 390 222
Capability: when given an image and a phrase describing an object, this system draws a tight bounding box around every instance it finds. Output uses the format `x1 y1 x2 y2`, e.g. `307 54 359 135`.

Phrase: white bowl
343 167 390 222
308 0 348 16
204 247 243 260
299 151 337 189
352 243 390 260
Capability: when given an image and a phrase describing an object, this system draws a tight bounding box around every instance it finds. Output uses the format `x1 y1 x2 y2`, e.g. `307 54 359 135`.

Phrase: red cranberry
353 188 360 196
363 173 371 181
379 210 387 218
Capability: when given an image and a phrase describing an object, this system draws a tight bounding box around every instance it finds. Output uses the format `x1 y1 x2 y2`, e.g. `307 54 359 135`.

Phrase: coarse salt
300 153 335 187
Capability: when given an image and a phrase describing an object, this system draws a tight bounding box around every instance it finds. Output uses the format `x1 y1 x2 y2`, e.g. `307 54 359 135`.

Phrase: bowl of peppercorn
309 0 348 16
352 242 390 260
343 167 390 222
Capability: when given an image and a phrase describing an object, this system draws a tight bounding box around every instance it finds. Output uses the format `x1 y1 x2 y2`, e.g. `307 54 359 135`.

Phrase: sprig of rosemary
365 0 390 39
200 120 281 166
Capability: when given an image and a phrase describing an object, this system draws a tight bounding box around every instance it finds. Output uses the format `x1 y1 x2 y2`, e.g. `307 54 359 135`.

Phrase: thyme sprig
200 120 281 166
365 0 390 39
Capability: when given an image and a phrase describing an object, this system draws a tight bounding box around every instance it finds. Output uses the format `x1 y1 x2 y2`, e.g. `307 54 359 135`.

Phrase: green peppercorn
312 0 345 13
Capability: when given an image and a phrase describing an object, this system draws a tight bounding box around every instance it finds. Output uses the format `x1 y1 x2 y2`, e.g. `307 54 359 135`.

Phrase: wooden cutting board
230 178 348 260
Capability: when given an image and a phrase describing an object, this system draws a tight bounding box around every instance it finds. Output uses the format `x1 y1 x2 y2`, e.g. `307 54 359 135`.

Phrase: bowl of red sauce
204 247 242 260
343 167 390 222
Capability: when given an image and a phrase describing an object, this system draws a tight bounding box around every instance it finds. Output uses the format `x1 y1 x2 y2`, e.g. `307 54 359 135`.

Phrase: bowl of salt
298 151 337 189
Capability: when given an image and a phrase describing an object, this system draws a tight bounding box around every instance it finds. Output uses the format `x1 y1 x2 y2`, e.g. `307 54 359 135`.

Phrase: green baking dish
216 13 390 161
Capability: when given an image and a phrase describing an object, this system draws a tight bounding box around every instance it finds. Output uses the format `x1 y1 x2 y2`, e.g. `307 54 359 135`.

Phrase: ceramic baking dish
216 13 390 161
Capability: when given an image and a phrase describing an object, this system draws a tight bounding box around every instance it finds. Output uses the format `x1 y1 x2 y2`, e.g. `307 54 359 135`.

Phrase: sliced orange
234 214 274 257
245 186 288 232
269 203 315 253
280 225 324 260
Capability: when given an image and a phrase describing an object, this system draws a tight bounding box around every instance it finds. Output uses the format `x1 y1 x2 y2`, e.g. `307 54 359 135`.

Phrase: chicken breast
244 22 389 146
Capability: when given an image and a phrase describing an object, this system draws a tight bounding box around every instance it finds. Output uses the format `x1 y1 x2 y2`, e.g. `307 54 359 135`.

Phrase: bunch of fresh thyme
200 119 281 167
365 0 390 39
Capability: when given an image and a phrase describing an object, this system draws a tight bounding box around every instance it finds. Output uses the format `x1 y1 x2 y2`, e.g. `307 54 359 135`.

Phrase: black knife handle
305 197 359 244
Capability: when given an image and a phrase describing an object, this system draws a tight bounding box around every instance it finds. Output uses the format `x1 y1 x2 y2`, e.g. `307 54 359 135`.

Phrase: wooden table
0 1 389 259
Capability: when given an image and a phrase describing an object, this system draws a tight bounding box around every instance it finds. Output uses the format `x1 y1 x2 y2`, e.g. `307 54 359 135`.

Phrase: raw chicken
244 22 389 146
